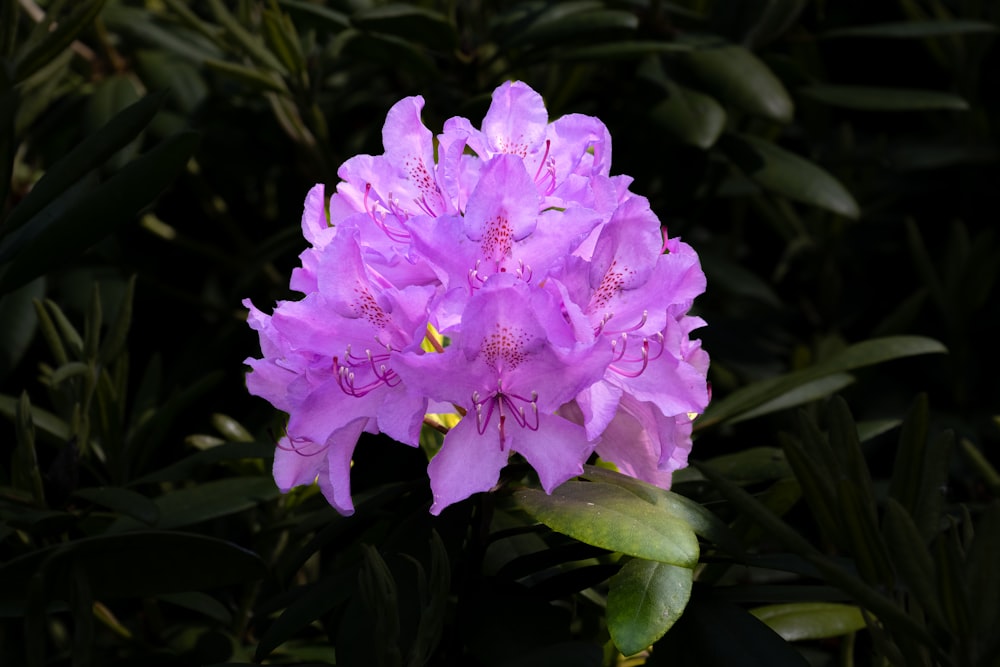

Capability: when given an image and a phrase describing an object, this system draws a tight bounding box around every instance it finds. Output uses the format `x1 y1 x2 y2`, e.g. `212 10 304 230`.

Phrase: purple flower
244 81 710 515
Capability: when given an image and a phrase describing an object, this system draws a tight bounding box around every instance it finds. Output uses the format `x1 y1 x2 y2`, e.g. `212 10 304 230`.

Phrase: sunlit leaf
513 482 699 567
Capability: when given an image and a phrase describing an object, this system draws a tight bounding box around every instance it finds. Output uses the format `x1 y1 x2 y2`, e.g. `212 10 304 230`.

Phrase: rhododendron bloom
244 81 710 515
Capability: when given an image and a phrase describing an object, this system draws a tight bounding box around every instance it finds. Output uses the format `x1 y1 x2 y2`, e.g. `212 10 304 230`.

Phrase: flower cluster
244 82 710 515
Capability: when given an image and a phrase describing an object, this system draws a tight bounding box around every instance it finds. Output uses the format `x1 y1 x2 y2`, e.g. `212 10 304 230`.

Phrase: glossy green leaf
607 559 693 656
211 412 254 442
650 81 726 149
780 432 844 548
108 476 280 532
750 602 866 641
857 418 903 442
647 591 810 666
12 392 45 505
580 465 743 555
72 486 160 525
96 274 135 366
0 531 266 602
0 131 199 294
105 5 224 62
263 9 305 78
824 20 997 39
681 44 793 123
513 482 699 567
13 0 106 83
721 132 860 218
0 0 18 57
799 84 968 111
730 373 855 424
1 91 167 242
697 336 946 429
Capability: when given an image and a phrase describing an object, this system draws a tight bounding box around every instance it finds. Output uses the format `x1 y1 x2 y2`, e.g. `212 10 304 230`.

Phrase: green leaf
135 50 208 114
13 0 106 83
513 482 699 567
1 91 167 242
0 131 199 294
580 465 743 555
824 20 998 39
729 373 855 424
505 9 638 49
204 58 288 94
108 477 280 532
697 336 946 429
553 40 691 61
0 531 266 603
650 81 726 149
352 4 456 50
0 278 45 380
647 590 810 666
72 487 160 525
278 0 350 33
694 462 940 656
799 84 969 112
207 0 287 73
254 570 355 660
681 44 794 123
881 498 943 626
0 393 70 441
607 559 693 656
130 441 274 485
750 602 867 641
721 132 859 218
695 446 792 485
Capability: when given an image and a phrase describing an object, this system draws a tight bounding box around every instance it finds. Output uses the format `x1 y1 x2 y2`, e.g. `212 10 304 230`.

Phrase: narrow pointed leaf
72 487 160 525
750 602 866 641
607 559 693 656
682 44 794 123
824 20 997 39
882 498 943 626
799 85 968 112
698 336 946 429
513 482 699 567
650 82 726 149
0 131 199 294
722 133 859 218
13 0 106 83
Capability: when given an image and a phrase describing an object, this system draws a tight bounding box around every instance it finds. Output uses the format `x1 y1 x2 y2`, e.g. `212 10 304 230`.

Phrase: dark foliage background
1 1 999 665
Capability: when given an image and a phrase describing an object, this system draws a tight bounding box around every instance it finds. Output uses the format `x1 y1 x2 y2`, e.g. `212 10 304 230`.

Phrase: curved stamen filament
472 385 540 449
276 435 327 457
608 332 665 378
364 183 411 242
333 346 400 397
